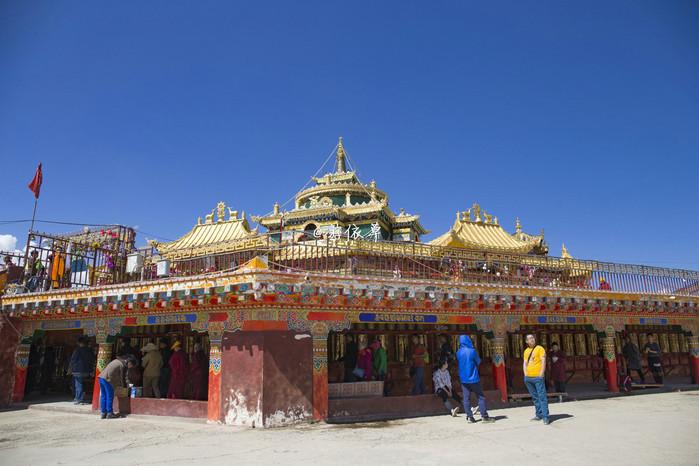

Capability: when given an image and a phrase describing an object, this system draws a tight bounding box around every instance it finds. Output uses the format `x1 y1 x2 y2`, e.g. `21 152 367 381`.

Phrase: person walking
433 358 461 417
68 337 94 404
371 339 387 382
410 335 427 395
141 342 163 398
643 333 664 384
190 343 208 401
342 334 358 382
456 335 494 423
622 335 645 384
167 341 188 399
548 342 567 393
356 342 373 381
523 334 550 425
158 338 172 397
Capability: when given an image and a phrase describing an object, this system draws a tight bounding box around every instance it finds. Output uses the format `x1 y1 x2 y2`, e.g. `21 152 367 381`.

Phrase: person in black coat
69 336 95 404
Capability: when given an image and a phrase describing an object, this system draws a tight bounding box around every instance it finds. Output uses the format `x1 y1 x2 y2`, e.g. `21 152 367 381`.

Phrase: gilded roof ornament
156 201 257 259
561 243 572 259
273 202 280 215
336 136 346 173
217 201 226 222
472 203 482 223
515 217 522 234
205 209 215 224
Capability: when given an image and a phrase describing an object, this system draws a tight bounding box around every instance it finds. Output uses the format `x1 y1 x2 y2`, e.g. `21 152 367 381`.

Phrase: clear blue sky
1 1 697 269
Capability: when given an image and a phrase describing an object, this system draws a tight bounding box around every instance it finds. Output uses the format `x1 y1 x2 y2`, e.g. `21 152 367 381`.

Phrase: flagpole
29 197 39 232
23 197 38 267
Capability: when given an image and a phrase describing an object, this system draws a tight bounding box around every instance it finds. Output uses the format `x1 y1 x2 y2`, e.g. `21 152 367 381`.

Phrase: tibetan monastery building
1 138 698 426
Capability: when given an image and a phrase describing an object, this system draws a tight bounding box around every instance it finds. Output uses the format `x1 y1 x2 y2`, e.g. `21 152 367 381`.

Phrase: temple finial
561 243 572 259
336 136 346 173
515 217 522 234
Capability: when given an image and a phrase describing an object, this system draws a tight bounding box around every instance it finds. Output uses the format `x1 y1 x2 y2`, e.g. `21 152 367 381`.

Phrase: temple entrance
325 323 507 421
25 329 97 401
328 323 495 396
116 324 210 401
622 326 691 383
508 325 604 391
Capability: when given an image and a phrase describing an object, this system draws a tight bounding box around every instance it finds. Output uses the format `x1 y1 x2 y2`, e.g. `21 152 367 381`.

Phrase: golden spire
472 203 482 222
515 217 522 234
336 136 346 173
561 243 571 259
217 201 226 222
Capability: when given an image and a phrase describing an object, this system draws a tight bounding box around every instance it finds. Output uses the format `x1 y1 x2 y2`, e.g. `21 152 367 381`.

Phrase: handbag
352 367 364 378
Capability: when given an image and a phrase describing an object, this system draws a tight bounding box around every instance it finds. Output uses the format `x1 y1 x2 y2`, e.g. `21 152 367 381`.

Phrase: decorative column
207 330 223 423
91 341 112 410
601 330 619 393
688 335 699 385
12 344 31 402
311 323 329 421
490 337 508 402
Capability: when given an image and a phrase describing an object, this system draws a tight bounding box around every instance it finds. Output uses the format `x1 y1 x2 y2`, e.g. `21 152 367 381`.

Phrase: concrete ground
1 391 698 466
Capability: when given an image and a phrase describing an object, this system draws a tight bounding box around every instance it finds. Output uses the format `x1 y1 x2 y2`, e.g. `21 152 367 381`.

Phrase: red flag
28 163 42 199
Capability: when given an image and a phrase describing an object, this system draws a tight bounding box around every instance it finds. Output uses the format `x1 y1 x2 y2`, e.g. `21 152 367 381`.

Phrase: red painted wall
262 332 313 425
220 331 313 427
0 318 21 407
221 332 265 427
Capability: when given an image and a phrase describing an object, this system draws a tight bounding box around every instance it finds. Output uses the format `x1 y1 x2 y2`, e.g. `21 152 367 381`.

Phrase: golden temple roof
152 202 258 259
254 137 428 236
429 203 545 254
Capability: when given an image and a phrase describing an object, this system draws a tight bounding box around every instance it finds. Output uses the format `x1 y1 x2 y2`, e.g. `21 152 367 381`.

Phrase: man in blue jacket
457 335 494 423
69 337 95 404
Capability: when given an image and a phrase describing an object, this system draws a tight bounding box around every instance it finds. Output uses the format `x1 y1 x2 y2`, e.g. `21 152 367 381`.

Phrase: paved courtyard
0 391 697 465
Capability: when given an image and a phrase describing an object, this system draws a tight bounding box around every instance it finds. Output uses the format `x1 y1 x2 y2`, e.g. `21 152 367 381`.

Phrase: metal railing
0 226 136 295
3 231 698 298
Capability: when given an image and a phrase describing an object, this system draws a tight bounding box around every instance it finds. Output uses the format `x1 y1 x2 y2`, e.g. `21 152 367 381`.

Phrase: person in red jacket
167 341 188 399
357 342 373 381
548 342 567 393
189 343 208 400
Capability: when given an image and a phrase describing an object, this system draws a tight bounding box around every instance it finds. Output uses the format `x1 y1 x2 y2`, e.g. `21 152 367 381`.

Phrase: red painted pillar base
691 357 699 385
312 365 329 420
602 337 619 393
207 343 222 423
312 333 329 421
92 343 112 411
12 344 30 403
492 363 508 402
604 359 619 392
491 337 508 402
688 336 699 384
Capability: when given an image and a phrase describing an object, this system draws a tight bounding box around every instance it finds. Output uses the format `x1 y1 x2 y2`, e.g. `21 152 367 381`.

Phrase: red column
12 344 31 402
490 337 508 402
207 342 223 422
688 336 699 384
92 343 112 410
602 337 619 392
312 334 329 421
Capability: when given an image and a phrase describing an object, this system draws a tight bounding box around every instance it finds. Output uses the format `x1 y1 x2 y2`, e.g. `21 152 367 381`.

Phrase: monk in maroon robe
167 341 188 399
190 343 209 400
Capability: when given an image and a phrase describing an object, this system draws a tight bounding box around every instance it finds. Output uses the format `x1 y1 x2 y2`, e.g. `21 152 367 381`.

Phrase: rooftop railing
2 231 698 298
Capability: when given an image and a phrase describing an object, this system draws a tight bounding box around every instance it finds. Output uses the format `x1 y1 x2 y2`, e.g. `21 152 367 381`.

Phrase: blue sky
1 1 697 269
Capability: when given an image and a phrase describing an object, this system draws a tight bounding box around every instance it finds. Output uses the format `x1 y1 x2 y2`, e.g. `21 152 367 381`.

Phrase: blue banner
359 312 438 323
